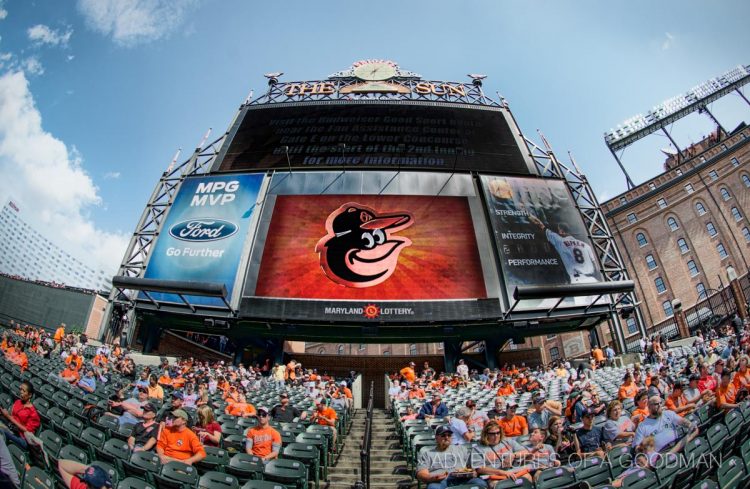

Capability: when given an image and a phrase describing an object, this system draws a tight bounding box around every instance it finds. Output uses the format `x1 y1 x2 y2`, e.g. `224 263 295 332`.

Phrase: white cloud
661 32 675 51
22 57 44 76
0 70 128 273
103 171 120 180
0 1 7 20
77 0 199 46
27 24 73 47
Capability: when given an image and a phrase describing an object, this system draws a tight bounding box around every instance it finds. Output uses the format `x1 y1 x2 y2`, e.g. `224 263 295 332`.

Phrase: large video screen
216 103 531 174
142 174 264 307
243 194 497 322
481 176 604 309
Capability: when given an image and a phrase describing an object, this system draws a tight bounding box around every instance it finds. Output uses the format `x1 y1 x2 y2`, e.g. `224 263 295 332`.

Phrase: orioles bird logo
315 203 413 288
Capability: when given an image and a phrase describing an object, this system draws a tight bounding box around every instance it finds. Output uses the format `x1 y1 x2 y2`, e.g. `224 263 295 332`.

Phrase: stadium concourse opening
108 60 635 386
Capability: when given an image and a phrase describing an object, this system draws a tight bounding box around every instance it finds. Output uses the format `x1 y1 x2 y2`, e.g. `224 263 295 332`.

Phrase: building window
707 222 717 237
743 175 750 187
649 182 656 190
655 277 667 293
663 301 674 317
546 334 558 340
657 198 667 209
636 233 648 247
709 170 718 180
627 213 637 224
720 188 731 201
667 217 679 231
721 144 728 151
549 347 560 361
337 344 345 355
677 238 689 254
619 196 627 205
358 344 365 351
696 283 707 299
731 207 743 221
732 157 740 167
684 183 694 194
676 169 683 176
626 317 638 334
645 254 657 270
318 348 326 354
696 202 707 215
743 227 750 243
687 260 699 277
717 243 728 259
409 344 417 355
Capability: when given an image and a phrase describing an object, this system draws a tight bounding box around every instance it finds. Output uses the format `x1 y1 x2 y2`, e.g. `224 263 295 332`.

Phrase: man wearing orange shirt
225 394 256 417
592 346 605 367
156 410 206 465
65 349 83 372
59 365 80 384
312 402 338 445
716 371 739 413
333 381 354 409
497 401 528 437
618 373 638 401
496 378 515 396
400 362 417 385
245 407 281 463
12 345 28 372
665 381 696 417
54 324 65 350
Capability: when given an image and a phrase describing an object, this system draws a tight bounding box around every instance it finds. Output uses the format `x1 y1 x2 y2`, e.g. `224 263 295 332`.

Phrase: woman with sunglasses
468 420 533 485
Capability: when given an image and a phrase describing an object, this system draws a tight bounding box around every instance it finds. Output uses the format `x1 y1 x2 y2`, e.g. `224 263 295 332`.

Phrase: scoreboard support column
443 340 462 373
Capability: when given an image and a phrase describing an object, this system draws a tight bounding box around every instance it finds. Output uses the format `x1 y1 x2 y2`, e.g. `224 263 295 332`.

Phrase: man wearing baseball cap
400 362 417 385
417 394 448 420
575 408 606 457
447 407 475 445
157 391 193 427
416 425 485 489
497 401 528 437
128 402 158 452
156 409 206 465
246 407 281 463
270 393 307 423
58 460 112 489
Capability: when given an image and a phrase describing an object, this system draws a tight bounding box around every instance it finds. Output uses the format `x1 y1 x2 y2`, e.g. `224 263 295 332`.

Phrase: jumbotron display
217 104 531 174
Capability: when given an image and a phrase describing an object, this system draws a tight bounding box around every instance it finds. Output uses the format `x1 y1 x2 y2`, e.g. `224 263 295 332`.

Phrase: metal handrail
356 381 375 489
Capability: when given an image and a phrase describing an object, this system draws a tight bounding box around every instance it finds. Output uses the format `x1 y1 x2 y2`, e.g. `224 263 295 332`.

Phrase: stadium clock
353 61 397 81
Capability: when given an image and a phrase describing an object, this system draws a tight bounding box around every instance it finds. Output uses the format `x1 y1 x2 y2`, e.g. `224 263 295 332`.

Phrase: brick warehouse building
602 124 750 348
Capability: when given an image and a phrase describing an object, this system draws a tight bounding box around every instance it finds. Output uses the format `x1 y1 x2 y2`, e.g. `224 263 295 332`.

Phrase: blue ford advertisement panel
142 174 264 307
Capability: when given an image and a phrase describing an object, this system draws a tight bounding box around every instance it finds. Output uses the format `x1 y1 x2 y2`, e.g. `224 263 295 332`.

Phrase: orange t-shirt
716 384 737 411
157 427 206 461
593 349 604 362
618 384 637 401
733 370 750 392
400 367 416 383
65 355 83 371
498 415 528 437
497 385 515 396
92 354 108 367
315 407 337 426
665 393 689 416
246 425 281 458
60 367 80 384
631 407 649 425
226 403 256 417
54 328 65 343
15 353 28 372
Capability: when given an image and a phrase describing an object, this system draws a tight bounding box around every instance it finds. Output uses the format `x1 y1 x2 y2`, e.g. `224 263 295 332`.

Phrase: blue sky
0 0 748 275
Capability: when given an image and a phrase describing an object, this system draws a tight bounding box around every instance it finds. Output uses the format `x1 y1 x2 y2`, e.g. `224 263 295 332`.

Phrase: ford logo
169 219 238 242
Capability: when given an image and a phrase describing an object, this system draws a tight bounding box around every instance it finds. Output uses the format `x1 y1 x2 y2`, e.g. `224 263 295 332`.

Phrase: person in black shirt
128 402 158 452
486 397 506 420
575 408 608 457
270 393 307 423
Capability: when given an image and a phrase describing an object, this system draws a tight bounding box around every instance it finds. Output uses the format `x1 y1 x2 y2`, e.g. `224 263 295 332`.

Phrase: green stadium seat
75 426 106 459
654 452 680 489
225 453 264 482
574 455 611 487
620 468 658 489
534 466 577 489
37 429 63 470
153 461 199 489
118 477 156 489
222 434 247 454
715 455 746 489
112 423 135 442
198 471 240 489
240 481 286 489
91 461 121 488
8 443 27 487
262 459 307 489
59 444 89 464
122 451 162 482
707 423 730 459
195 446 230 472
95 438 131 472
690 480 718 489
606 445 632 479
492 478 534 489
23 466 54 489
282 443 319 489
61 417 85 442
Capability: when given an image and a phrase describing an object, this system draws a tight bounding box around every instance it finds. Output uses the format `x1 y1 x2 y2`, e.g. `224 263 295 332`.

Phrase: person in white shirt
448 407 475 445
456 360 469 380
633 395 697 453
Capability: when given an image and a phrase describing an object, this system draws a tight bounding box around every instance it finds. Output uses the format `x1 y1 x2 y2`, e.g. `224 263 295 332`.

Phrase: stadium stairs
327 408 413 489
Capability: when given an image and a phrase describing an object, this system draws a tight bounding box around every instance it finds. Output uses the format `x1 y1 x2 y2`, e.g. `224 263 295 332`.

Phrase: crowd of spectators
0 271 105 296
393 315 749 488
0 321 355 489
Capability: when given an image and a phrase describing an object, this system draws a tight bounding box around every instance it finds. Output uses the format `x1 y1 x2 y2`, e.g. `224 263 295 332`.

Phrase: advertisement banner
142 174 264 306
481 176 603 308
253 195 487 301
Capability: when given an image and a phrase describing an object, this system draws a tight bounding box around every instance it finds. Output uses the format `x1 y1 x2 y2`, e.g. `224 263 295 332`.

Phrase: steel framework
104 63 642 352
